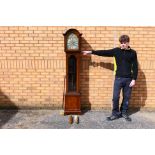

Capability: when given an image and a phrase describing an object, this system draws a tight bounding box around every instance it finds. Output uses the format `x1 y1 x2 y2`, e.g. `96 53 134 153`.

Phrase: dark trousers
112 76 132 116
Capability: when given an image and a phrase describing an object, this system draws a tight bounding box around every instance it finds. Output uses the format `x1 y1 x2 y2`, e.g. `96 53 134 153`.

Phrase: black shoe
122 113 132 122
106 115 119 121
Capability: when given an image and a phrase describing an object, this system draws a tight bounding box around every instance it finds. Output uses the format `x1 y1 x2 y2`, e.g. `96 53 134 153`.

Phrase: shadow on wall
0 89 18 128
129 63 147 115
81 37 114 113
91 61 114 71
92 61 147 115
81 38 147 114
80 37 92 114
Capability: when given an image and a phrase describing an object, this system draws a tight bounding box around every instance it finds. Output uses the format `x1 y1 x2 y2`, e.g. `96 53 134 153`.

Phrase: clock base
64 92 81 115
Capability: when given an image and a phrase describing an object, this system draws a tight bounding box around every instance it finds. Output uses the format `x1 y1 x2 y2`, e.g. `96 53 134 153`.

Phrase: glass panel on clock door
68 55 77 92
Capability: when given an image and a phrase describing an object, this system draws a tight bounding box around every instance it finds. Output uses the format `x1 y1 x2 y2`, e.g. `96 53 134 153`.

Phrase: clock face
67 33 79 50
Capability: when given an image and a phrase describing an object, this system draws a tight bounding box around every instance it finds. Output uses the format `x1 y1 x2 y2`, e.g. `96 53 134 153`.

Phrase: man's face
120 42 129 49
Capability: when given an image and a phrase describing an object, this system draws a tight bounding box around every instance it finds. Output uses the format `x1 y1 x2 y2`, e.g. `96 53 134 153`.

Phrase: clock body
63 29 82 115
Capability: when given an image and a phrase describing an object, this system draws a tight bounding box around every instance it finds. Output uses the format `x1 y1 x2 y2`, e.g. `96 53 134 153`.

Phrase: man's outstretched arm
82 48 117 57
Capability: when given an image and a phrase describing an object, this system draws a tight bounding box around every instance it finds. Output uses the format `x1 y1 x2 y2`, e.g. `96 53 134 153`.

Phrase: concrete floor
0 109 155 129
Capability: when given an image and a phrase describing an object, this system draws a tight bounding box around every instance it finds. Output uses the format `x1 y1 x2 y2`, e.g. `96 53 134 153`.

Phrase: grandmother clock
63 29 82 115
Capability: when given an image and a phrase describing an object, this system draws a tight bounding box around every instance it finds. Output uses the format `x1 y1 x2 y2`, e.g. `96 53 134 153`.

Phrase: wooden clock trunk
63 29 82 115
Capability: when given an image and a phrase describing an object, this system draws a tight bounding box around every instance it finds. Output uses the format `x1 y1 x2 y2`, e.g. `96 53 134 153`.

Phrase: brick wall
0 26 154 109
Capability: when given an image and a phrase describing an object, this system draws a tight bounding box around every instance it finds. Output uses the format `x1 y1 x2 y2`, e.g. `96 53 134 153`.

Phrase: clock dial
67 33 79 50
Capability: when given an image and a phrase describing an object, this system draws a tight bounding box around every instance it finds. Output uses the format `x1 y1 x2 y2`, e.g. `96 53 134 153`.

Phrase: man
82 35 138 121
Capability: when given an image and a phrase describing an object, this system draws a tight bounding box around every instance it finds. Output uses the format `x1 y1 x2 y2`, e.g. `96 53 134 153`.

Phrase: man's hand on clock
82 51 92 55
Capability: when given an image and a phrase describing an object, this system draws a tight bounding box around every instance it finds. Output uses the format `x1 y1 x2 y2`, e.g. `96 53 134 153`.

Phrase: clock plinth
64 92 81 115
63 29 82 115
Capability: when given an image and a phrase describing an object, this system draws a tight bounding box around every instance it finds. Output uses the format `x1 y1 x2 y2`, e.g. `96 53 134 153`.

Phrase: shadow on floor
0 89 18 128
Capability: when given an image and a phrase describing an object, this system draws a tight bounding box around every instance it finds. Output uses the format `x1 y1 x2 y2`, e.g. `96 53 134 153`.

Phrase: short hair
119 35 130 43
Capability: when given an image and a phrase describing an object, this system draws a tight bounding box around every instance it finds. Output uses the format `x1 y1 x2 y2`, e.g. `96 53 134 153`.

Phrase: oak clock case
63 29 82 115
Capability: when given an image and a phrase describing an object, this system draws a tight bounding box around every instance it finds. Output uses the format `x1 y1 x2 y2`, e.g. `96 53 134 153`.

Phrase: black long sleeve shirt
92 47 138 80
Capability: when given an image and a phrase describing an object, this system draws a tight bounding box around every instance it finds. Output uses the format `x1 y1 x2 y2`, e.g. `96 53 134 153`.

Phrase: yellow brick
0 26 154 109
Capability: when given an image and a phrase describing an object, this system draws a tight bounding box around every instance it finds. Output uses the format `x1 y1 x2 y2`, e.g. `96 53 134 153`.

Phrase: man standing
82 35 138 121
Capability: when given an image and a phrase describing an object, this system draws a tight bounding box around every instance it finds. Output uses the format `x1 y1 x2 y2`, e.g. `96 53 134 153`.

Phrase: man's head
119 35 130 49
